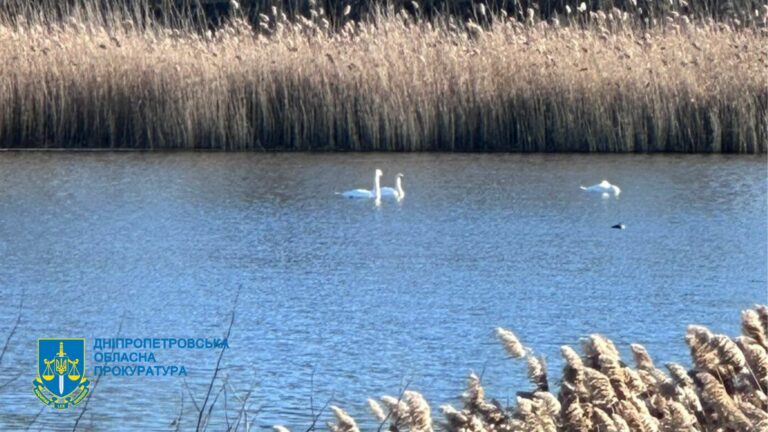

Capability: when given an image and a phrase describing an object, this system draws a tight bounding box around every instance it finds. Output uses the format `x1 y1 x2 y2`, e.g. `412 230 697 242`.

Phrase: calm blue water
0 153 765 430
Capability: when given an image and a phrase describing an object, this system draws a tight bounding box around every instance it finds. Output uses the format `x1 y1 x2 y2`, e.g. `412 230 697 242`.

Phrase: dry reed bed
0 7 766 151
285 305 768 431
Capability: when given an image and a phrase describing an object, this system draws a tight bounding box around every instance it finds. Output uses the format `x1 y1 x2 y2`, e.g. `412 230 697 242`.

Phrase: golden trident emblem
41 342 80 395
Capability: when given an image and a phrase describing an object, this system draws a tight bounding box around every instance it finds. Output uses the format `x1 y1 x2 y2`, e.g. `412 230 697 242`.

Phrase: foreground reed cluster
280 305 768 431
0 3 765 151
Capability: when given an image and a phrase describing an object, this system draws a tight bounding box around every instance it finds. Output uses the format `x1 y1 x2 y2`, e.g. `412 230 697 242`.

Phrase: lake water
0 153 765 431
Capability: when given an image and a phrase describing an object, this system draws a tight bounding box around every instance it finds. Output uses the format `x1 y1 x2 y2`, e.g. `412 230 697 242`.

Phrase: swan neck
396 177 404 196
374 172 381 200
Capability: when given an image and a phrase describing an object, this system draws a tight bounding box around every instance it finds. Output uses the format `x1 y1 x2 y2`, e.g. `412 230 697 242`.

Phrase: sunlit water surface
0 153 765 430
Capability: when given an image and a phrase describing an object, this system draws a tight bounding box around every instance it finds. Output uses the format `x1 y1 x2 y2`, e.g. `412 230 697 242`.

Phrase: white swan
580 180 621 197
380 173 405 201
340 169 382 202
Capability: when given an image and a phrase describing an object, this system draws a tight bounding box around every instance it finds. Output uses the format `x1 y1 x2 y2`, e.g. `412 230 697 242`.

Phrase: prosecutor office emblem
34 338 90 409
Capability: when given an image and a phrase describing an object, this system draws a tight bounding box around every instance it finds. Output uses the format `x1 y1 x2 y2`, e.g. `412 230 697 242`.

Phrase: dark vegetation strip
6 0 766 27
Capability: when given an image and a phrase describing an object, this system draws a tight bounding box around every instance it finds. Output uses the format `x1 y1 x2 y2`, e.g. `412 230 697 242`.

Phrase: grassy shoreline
314 305 768 432
0 5 766 152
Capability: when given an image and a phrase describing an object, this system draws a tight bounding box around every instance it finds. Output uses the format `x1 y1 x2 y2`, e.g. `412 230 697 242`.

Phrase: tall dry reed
284 305 768 431
0 2 765 151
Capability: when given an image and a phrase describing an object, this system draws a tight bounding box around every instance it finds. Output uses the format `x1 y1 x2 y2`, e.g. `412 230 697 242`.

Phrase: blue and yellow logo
33 338 90 409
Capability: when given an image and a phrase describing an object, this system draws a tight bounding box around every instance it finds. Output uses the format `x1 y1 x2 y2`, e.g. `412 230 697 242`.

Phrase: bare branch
196 285 241 432
0 293 24 366
305 395 333 432
172 389 185 432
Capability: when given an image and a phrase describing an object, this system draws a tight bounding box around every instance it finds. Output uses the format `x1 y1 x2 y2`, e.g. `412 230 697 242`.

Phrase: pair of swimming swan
340 169 405 202
581 180 621 197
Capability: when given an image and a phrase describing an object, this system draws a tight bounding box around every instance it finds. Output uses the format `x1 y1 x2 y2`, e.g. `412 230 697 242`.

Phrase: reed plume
366 398 386 422
757 306 768 335
534 391 561 419
496 327 526 358
592 407 617 432
403 390 432 432
661 401 696 431
328 405 360 432
697 371 752 429
527 354 549 392
736 336 768 392
561 392 591 432
630 343 655 371
380 394 410 426
743 309 768 350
